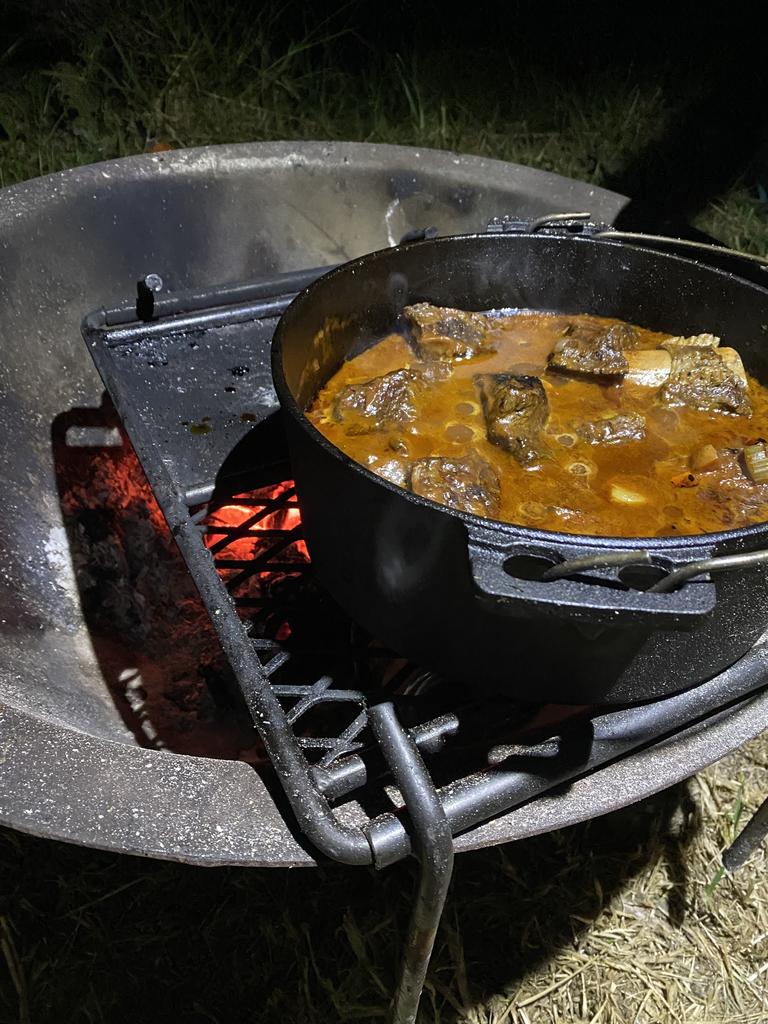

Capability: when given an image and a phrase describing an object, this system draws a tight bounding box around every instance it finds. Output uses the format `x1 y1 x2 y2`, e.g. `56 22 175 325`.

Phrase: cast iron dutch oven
272 223 768 704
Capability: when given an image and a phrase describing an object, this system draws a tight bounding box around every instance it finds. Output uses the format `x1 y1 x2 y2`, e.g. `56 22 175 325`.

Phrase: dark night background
1 1 766 237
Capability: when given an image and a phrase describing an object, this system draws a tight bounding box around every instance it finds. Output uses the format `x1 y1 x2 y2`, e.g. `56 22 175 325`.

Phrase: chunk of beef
404 303 494 361
474 373 549 466
659 343 751 416
548 322 640 377
332 369 418 435
576 412 646 446
373 458 410 488
409 456 500 517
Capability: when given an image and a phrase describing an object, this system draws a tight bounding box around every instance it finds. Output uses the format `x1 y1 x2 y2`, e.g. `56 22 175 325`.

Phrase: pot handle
486 212 613 237
485 214 768 291
595 230 768 292
467 541 718 630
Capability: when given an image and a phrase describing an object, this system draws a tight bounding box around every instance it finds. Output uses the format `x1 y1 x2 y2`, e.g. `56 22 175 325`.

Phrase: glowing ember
203 481 310 606
204 481 309 562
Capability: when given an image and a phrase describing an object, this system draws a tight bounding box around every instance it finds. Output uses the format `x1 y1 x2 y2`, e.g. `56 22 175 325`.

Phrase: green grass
3 8 655 182
694 188 768 258
1 1 765 254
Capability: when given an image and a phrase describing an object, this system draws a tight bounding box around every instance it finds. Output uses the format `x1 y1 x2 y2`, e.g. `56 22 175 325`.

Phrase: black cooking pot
272 226 768 704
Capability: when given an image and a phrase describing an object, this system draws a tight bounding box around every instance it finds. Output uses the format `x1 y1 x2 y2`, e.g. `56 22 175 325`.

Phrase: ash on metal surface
53 400 261 761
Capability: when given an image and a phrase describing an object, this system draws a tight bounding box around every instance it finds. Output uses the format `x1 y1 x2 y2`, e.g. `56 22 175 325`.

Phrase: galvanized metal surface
3 682 768 866
3 140 763 865
0 140 629 743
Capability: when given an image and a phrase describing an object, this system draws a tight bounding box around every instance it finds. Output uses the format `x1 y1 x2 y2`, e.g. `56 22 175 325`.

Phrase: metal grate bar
221 526 306 592
205 488 299 555
318 711 369 768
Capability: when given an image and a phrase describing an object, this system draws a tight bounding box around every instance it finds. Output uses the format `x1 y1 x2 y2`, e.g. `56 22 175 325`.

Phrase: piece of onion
744 442 768 483
609 481 648 505
690 444 719 471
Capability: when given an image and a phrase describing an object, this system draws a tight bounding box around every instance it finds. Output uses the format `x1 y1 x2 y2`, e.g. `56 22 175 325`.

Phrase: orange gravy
307 311 768 537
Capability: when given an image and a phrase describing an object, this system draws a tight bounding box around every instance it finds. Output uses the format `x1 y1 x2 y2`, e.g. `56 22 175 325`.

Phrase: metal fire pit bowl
2 140 767 866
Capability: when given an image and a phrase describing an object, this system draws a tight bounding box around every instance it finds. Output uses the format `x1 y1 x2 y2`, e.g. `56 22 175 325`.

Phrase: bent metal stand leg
723 789 768 872
369 703 455 1024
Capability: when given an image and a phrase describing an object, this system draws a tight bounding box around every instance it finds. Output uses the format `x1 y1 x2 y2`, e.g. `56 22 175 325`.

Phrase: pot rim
272 231 768 553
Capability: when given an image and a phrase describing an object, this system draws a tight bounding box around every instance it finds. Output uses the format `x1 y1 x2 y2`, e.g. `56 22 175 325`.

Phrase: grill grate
205 494 364 769
198 480 463 789
203 483 371 770
81 269 768 868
